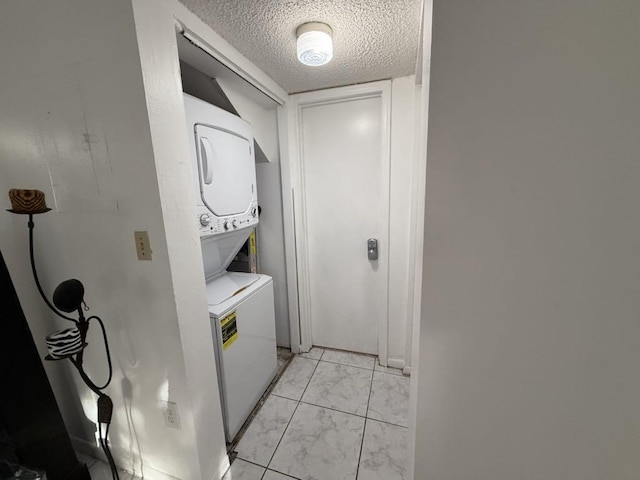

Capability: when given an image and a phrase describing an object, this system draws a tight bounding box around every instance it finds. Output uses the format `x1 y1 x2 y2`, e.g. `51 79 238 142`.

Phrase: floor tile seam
301 361 373 406
262 399 301 470
364 416 409 430
364 362 376 419
236 452 265 467
266 359 320 470
296 356 322 405
232 458 302 480
263 467 302 480
317 347 377 359
272 356 317 401
355 365 377 480
364 412 409 429
270 392 300 402
236 457 268 470
298 399 368 420
318 358 375 371
231 353 296 454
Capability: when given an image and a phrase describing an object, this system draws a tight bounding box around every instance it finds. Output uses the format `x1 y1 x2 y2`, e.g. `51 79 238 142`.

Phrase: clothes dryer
184 93 259 240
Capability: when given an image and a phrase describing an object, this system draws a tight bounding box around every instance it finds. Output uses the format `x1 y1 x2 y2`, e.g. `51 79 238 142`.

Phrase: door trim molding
283 81 392 359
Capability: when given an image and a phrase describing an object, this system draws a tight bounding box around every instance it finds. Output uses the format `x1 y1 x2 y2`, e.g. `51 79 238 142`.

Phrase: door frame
281 81 392 362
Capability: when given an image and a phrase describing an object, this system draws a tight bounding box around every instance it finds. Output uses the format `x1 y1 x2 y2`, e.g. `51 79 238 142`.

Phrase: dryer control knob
223 221 230 231
251 207 257 217
199 213 211 226
232 220 239 228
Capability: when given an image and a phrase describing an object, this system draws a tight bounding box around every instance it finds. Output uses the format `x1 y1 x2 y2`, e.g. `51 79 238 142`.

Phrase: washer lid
195 123 254 217
205 272 261 306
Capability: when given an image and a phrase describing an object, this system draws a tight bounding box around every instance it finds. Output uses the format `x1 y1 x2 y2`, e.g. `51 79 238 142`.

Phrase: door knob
367 238 378 261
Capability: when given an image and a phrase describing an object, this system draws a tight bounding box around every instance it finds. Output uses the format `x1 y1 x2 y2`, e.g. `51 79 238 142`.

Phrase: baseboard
71 436 104 463
71 436 181 480
387 358 406 370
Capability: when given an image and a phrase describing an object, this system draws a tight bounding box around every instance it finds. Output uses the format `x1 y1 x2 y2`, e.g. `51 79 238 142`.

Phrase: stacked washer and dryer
183 93 278 441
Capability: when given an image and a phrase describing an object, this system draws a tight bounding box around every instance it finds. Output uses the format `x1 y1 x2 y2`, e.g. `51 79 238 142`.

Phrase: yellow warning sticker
221 311 238 350
249 230 257 255
249 230 257 273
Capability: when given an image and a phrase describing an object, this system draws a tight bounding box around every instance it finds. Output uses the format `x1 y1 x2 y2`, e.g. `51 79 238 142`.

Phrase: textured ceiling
179 0 422 93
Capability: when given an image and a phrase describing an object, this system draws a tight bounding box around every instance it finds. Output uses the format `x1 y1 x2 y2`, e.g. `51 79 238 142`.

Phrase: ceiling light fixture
296 22 333 67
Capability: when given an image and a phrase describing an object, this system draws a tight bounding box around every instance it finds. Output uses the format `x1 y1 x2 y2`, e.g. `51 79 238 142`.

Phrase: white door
293 82 390 355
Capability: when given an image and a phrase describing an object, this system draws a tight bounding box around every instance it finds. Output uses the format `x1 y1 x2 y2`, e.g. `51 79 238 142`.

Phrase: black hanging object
53 279 85 313
6 190 120 480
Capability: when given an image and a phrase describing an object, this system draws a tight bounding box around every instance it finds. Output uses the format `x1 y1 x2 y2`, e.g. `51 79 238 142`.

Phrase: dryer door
195 124 254 216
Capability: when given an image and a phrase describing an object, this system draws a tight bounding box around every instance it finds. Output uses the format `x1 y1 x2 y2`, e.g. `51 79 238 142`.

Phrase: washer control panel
196 200 258 236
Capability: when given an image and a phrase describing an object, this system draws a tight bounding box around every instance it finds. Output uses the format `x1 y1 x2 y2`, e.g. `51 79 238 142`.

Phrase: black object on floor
0 249 90 480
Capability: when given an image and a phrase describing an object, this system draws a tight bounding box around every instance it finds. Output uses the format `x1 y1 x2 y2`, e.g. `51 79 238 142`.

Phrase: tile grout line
355 357 377 480
242 457 301 480
270 392 300 402
264 354 323 472
317 347 326 362
298 399 366 418
263 467 303 480
240 458 300 480
262 397 301 471
293 399 407 429
318 358 376 371
296 352 323 406
369 370 411 428
253 349 405 480
364 363 375 419
363 415 408 429
315 346 377 360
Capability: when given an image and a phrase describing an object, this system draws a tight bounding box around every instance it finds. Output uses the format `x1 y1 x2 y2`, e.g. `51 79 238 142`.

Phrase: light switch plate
134 231 152 261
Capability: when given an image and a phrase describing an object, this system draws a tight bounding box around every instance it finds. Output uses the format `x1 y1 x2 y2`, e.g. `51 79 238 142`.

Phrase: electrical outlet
134 231 152 261
163 401 181 429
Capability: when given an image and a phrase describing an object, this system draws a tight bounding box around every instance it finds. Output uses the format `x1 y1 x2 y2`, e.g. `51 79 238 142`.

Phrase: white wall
130 1 231 478
415 0 640 478
129 0 288 477
388 75 420 366
0 1 209 478
216 79 291 347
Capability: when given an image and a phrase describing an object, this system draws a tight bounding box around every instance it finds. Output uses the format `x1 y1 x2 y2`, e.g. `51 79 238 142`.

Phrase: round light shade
296 22 333 66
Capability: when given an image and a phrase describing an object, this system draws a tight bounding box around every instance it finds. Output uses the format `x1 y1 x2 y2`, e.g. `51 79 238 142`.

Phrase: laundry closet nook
0 0 423 479
3 0 640 479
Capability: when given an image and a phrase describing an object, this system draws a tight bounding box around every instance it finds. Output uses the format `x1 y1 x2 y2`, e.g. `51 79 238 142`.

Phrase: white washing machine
184 93 277 441
207 273 276 440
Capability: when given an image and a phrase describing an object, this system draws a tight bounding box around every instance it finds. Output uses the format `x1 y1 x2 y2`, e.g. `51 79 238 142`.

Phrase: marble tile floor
228 347 410 480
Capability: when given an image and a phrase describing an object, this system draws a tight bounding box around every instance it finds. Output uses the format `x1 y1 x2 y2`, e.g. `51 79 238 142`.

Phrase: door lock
367 238 378 261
